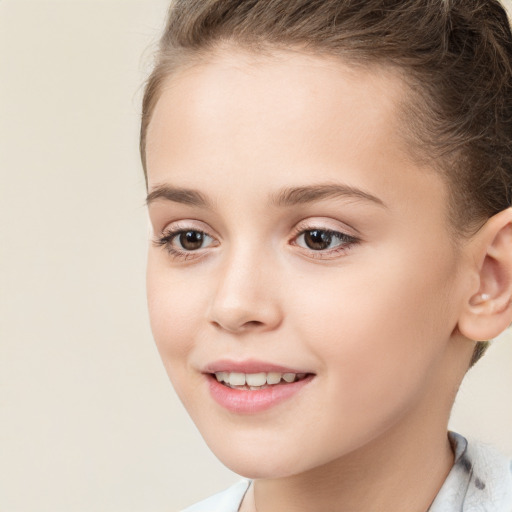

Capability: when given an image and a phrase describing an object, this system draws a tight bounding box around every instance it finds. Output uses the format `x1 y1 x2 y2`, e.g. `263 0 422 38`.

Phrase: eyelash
153 226 215 262
291 227 359 259
153 225 360 262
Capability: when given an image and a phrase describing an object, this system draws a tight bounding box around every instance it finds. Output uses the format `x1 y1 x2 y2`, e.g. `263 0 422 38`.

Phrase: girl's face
145 49 473 478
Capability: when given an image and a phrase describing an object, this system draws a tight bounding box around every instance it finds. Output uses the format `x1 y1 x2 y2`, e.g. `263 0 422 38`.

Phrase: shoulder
430 432 512 512
462 434 512 508
180 480 251 512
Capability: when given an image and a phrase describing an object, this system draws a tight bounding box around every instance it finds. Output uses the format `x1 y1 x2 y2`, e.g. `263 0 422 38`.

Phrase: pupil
304 230 332 250
180 231 204 250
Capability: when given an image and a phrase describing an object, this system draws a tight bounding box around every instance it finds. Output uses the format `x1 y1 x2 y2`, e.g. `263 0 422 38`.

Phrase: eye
294 228 358 253
154 226 217 261
172 230 213 251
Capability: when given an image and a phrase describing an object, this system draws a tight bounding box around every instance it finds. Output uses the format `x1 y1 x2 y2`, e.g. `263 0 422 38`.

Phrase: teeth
215 371 228 382
213 371 308 388
266 372 282 385
245 372 267 386
229 372 246 386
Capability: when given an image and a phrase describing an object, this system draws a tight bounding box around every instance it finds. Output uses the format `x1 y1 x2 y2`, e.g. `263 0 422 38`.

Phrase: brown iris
303 230 334 250
179 230 205 250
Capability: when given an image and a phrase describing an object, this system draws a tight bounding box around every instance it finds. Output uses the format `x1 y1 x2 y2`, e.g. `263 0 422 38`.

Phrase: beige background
0 1 511 511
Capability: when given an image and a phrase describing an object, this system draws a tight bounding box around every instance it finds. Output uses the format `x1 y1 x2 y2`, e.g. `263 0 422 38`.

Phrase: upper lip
203 359 311 374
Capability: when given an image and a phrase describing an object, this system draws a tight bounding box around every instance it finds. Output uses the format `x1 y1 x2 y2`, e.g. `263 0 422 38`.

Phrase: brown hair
140 0 512 365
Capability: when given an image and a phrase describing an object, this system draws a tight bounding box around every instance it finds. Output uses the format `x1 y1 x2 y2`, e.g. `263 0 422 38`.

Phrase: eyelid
157 219 219 239
288 218 361 259
291 217 360 239
153 217 361 262
153 220 220 262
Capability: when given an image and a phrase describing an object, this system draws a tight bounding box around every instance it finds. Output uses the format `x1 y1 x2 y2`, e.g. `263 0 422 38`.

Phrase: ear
458 207 512 342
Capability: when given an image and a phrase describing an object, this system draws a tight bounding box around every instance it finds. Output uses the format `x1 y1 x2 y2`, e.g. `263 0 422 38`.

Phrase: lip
203 359 308 374
203 360 315 414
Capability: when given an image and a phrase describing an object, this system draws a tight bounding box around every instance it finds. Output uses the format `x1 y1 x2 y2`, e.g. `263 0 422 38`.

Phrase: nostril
207 298 282 333
210 318 265 332
242 320 265 329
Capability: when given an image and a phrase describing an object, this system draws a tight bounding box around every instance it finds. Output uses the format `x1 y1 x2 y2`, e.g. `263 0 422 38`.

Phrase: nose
207 248 283 334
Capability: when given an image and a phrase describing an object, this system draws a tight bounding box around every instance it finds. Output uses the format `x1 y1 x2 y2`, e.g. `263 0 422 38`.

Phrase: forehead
146 47 410 172
145 47 447 223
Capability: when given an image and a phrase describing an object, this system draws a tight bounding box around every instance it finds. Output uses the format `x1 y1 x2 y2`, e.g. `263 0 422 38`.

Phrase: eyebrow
146 185 212 209
146 183 386 209
270 183 387 208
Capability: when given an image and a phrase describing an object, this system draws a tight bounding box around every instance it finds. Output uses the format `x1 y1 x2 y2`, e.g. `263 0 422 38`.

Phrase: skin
144 48 511 512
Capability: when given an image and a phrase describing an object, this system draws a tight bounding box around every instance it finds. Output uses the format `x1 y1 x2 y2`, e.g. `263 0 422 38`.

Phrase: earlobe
458 208 512 342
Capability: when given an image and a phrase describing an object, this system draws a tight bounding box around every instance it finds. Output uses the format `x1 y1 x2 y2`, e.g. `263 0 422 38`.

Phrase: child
141 0 512 510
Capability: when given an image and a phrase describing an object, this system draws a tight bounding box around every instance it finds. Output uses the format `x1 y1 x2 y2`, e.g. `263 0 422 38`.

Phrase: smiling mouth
211 371 310 390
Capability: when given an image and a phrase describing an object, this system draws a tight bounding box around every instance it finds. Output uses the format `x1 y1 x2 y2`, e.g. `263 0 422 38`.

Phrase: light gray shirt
182 433 512 512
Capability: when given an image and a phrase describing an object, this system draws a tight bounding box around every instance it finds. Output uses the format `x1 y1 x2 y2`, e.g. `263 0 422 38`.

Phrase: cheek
146 256 205 376
290 244 459 408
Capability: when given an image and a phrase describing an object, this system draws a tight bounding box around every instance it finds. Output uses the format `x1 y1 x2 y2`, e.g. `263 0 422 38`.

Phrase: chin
201 429 335 480
215 452 304 480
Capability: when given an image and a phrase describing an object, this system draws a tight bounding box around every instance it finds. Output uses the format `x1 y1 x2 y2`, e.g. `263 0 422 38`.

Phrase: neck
242 403 455 512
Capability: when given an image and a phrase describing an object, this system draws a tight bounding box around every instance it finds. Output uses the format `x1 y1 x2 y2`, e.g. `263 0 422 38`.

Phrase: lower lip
206 374 314 414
